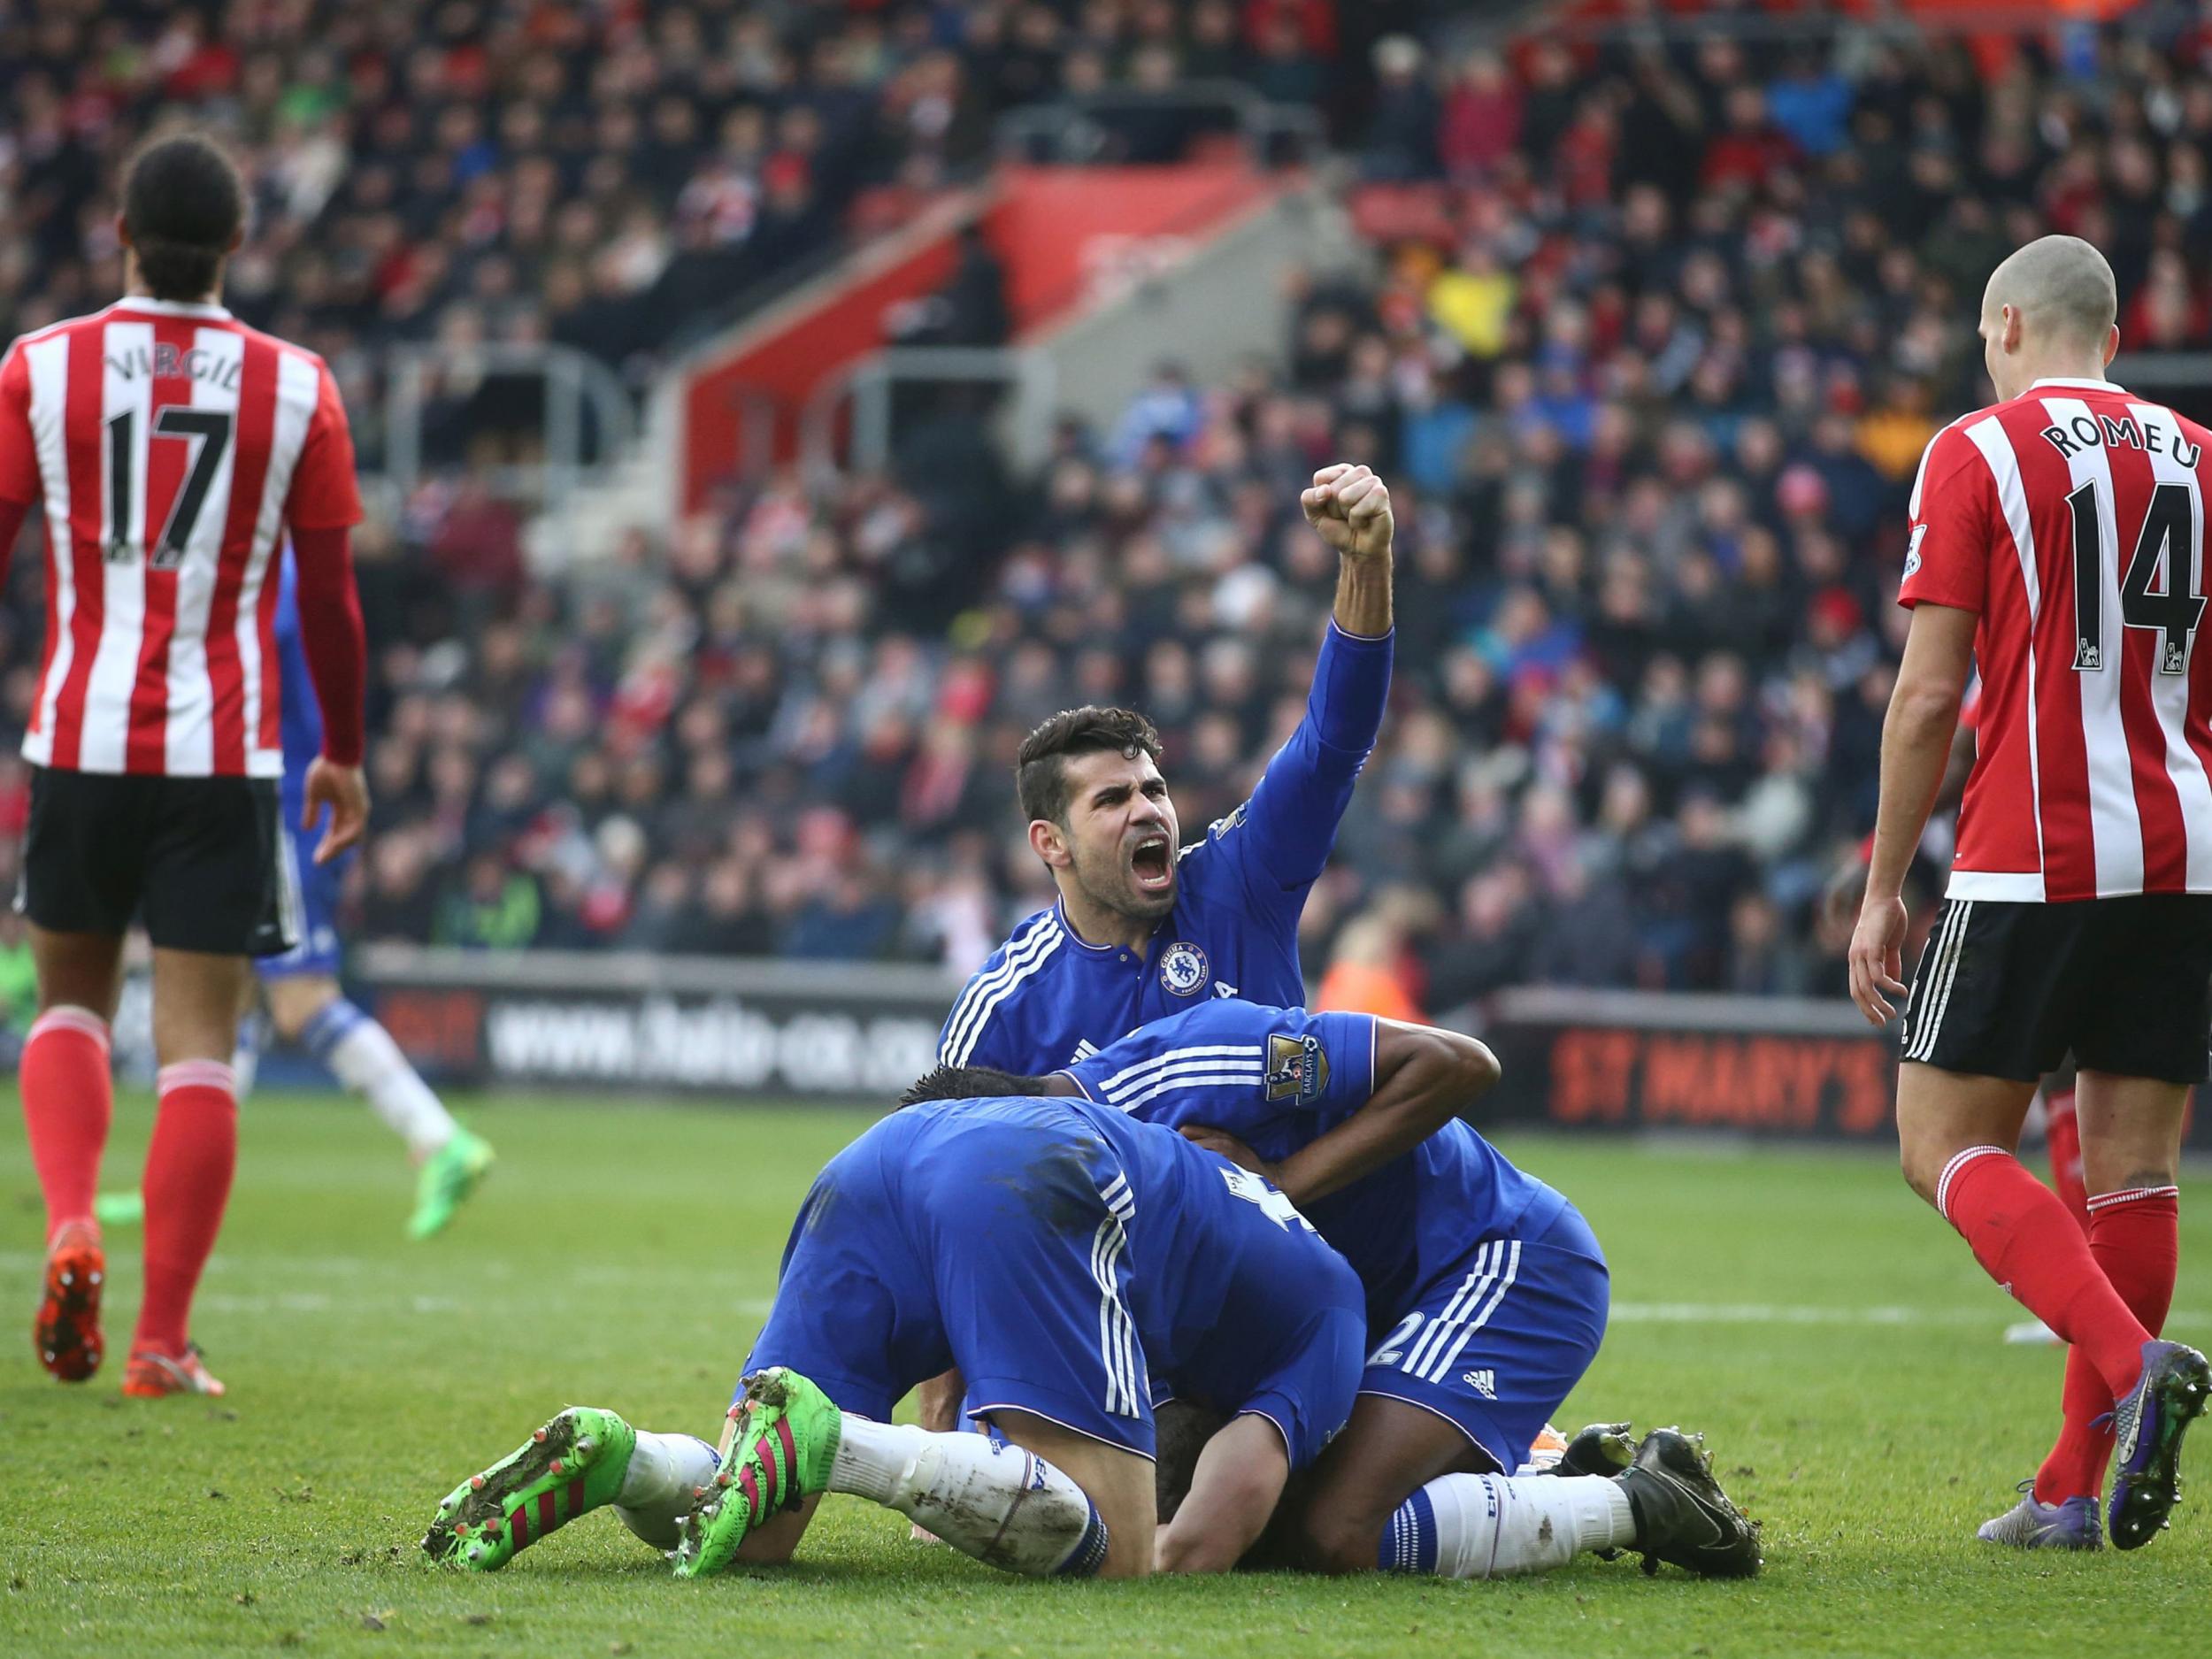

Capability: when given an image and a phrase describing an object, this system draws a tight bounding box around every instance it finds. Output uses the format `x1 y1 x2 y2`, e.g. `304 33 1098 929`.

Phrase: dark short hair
901 1064 1054 1106
122 134 247 302
1015 706 1163 826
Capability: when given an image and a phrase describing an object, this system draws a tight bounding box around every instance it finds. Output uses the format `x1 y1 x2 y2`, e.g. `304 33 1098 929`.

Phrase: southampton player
1849 235 2212 1550
422 1092 1367 1579
238 546 490 1238
918 1000 1761 1580
0 135 370 1396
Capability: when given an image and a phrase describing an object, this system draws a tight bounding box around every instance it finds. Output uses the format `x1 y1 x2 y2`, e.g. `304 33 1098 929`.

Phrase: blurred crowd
0 1 1411 415
5 4 2212 1015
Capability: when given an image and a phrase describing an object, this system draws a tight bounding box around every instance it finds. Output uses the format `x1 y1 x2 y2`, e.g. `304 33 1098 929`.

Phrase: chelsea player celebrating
917 998 1762 1582
939 463 1395 1073
921 463 1395 1433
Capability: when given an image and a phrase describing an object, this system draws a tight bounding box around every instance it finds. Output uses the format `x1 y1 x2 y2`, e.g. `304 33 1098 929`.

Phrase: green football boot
672 1369 841 1578
422 1406 637 1571
93 1190 144 1227
409 1127 495 1240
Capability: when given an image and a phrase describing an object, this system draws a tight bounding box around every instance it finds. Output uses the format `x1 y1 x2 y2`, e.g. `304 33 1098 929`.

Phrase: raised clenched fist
1300 463 1394 562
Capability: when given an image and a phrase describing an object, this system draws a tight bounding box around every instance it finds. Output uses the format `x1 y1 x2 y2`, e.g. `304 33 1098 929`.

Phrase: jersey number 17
104 406 234 569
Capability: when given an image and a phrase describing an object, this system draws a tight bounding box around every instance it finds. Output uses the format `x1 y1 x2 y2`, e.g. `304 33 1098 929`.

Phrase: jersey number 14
2067 480 2205 675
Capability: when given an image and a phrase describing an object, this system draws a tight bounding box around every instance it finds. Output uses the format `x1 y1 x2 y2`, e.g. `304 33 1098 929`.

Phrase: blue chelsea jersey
940 623 1392 1072
1060 998 1570 1329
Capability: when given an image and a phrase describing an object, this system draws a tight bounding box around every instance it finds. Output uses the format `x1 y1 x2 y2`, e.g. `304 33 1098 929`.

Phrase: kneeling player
421 1090 1366 1578
912 998 1761 1580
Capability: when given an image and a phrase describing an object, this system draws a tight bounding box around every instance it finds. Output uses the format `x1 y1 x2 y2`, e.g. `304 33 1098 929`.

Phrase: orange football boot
34 1221 104 1382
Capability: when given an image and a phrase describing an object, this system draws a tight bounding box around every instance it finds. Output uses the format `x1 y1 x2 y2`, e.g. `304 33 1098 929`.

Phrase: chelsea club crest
1159 941 1210 997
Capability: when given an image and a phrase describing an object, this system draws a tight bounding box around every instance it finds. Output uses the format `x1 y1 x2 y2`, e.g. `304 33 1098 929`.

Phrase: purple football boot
2107 1339 2211 1550
1978 1482 2101 1550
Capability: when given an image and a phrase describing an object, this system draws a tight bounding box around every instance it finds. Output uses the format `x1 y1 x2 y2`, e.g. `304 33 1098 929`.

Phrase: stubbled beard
1070 853 1174 923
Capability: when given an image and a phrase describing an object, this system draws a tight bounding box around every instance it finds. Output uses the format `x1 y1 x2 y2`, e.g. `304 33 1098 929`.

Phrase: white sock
826 1417 1110 1577
304 1000 458 1157
614 1430 722 1548
1379 1472 1635 1578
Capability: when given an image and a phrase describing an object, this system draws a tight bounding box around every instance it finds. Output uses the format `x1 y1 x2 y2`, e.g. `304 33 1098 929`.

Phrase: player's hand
1301 464 1393 562
1179 1124 1276 1183
1847 893 1911 1026
301 757 370 865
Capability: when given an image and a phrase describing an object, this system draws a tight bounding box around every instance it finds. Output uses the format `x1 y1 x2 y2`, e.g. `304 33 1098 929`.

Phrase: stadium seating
4 4 2211 1015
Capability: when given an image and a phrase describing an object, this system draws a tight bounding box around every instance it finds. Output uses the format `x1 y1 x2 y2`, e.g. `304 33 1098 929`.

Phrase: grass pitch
3 1089 2207 1657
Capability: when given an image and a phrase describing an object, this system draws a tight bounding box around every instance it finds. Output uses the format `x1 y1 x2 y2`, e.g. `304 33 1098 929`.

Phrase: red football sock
1938 1147 2151 1401
2043 1087 2090 1233
132 1062 239 1359
2034 1186 2181 1503
20 1006 114 1244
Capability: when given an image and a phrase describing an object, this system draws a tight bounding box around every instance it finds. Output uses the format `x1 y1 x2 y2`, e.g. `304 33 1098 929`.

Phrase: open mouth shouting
1129 832 1175 898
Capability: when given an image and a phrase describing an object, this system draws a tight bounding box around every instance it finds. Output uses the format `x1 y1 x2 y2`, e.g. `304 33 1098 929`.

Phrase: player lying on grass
424 1087 1371 1578
914 1000 1762 1581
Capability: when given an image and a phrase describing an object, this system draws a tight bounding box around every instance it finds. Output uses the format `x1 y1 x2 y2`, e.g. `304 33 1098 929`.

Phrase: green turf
3 1091 2205 1657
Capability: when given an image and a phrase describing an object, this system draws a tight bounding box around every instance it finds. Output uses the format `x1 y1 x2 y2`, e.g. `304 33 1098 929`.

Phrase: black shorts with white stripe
1900 894 2212 1085
18 766 293 956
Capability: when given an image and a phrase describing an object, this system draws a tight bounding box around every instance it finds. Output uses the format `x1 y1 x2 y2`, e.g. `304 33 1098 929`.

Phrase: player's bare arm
1180 1021 1500 1207
1155 1413 1290 1572
1302 463 1393 638
1849 603 1976 1025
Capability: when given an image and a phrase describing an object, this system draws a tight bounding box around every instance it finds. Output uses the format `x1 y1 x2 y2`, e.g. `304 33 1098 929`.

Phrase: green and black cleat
422 1406 636 1571
673 1368 841 1579
1615 1426 1763 1578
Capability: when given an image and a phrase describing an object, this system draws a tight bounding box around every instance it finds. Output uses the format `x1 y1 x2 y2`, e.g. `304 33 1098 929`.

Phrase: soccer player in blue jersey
421 1090 1365 1579
923 464 1394 1437
250 549 491 1236
915 997 1761 1582
938 463 1394 1073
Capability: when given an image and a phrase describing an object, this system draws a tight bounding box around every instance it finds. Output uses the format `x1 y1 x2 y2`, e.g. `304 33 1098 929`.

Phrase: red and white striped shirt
1901 376 2212 902
0 298 362 778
